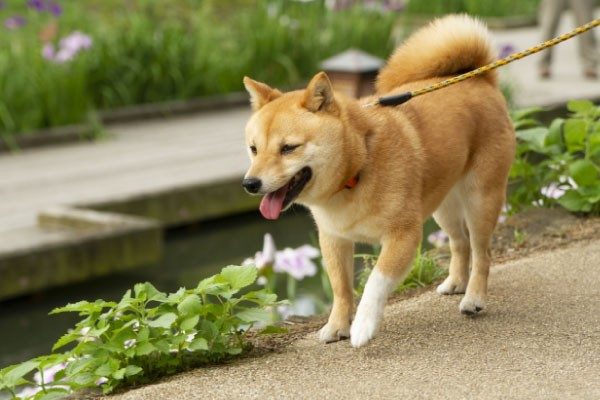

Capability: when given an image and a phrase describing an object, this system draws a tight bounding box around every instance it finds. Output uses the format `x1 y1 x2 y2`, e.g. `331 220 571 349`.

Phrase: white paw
318 322 350 343
436 276 467 295
350 269 395 348
459 294 485 315
350 310 380 348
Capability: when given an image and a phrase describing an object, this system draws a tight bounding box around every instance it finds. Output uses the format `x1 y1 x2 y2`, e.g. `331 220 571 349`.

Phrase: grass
0 0 396 139
404 0 540 17
355 243 447 297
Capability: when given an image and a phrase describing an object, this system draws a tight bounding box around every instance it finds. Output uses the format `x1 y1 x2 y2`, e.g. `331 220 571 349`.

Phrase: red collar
344 174 359 189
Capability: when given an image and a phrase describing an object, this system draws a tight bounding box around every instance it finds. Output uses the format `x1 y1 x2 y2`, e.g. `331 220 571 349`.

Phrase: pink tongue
259 185 288 220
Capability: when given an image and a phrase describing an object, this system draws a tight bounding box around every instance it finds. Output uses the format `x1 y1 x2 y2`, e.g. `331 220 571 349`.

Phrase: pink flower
243 234 321 280
540 183 566 199
427 230 448 248
274 245 320 280
242 233 276 270
4 15 26 30
33 362 67 385
42 31 92 63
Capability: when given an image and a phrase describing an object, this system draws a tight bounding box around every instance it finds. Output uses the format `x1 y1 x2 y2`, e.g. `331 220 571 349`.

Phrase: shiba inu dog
241 15 515 347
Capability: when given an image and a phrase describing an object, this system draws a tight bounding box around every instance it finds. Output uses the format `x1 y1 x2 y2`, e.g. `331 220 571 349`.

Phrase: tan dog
242 15 515 347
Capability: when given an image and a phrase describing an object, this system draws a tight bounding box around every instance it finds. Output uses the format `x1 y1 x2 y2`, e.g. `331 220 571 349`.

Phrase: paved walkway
111 240 600 400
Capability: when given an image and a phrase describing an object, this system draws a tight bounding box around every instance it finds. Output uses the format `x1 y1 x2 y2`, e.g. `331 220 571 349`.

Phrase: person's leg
568 0 598 78
538 0 567 78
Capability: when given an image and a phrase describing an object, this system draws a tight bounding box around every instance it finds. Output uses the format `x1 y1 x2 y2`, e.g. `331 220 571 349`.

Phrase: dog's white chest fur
310 204 382 243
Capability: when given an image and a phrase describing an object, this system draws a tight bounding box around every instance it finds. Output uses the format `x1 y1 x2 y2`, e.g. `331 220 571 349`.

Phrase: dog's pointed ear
303 72 336 112
243 77 282 111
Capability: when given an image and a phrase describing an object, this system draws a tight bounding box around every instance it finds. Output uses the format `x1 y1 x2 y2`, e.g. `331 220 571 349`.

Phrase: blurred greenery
404 0 540 17
0 0 397 138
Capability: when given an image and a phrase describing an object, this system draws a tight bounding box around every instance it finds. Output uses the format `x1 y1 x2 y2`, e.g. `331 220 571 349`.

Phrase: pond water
0 207 438 368
0 208 316 367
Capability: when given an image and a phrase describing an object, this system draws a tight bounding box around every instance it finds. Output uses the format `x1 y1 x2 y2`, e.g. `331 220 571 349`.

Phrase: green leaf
1 360 39 387
234 307 272 323
177 294 202 317
52 331 78 351
135 341 156 356
220 265 257 289
147 312 177 329
34 389 72 400
545 118 564 148
567 99 594 113
569 159 598 186
188 337 208 351
94 362 115 377
564 119 587 152
134 282 165 302
50 299 117 315
589 131 600 157
180 315 200 331
516 127 548 153
557 190 592 212
241 290 278 304
124 365 143 377
226 347 243 355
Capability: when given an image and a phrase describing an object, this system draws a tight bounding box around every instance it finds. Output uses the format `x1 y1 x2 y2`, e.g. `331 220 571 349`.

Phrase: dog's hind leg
433 187 471 295
459 173 506 315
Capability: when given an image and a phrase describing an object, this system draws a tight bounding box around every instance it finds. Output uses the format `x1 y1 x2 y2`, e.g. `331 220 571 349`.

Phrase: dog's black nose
242 177 262 194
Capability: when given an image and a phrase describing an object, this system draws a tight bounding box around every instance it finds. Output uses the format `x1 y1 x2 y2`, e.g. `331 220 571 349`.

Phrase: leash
363 18 600 108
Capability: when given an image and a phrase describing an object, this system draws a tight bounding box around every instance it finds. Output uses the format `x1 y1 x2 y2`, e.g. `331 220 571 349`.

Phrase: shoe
539 66 551 79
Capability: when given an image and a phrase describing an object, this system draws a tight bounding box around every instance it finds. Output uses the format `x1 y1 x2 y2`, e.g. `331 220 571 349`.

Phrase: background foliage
509 100 600 215
0 0 397 138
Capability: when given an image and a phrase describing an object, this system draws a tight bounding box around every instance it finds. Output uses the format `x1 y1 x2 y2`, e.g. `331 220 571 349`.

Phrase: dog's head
242 72 350 220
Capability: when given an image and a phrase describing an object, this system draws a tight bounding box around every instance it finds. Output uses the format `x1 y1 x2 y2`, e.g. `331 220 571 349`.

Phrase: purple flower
4 15 26 30
427 230 448 248
498 43 516 59
48 1 62 16
28 0 46 11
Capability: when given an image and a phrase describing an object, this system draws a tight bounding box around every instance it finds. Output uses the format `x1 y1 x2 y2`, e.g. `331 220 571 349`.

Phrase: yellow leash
364 18 600 108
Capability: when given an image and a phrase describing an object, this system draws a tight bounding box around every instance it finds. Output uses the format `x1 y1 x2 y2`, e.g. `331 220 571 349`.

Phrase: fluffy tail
376 14 497 94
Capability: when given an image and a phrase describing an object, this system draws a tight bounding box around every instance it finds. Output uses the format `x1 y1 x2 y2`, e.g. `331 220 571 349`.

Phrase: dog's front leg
318 232 354 343
351 226 421 348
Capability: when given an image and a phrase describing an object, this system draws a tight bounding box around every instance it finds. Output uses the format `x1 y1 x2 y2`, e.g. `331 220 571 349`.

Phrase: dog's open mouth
259 167 312 220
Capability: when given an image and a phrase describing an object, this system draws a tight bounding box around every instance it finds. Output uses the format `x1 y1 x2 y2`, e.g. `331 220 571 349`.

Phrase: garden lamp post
320 48 384 98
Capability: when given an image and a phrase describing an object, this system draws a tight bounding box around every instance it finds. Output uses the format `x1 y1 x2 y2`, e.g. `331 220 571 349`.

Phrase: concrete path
111 240 600 400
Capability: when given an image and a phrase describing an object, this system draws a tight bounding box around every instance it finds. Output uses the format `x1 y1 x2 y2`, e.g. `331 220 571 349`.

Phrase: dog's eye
249 145 257 155
281 144 300 155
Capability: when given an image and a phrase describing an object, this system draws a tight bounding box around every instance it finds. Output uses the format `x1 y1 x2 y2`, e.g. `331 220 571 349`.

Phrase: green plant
0 265 283 399
0 0 396 139
355 243 447 296
404 0 540 17
509 100 600 214
513 228 527 246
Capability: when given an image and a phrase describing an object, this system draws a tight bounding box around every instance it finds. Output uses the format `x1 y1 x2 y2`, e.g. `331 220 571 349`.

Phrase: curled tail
376 14 497 94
